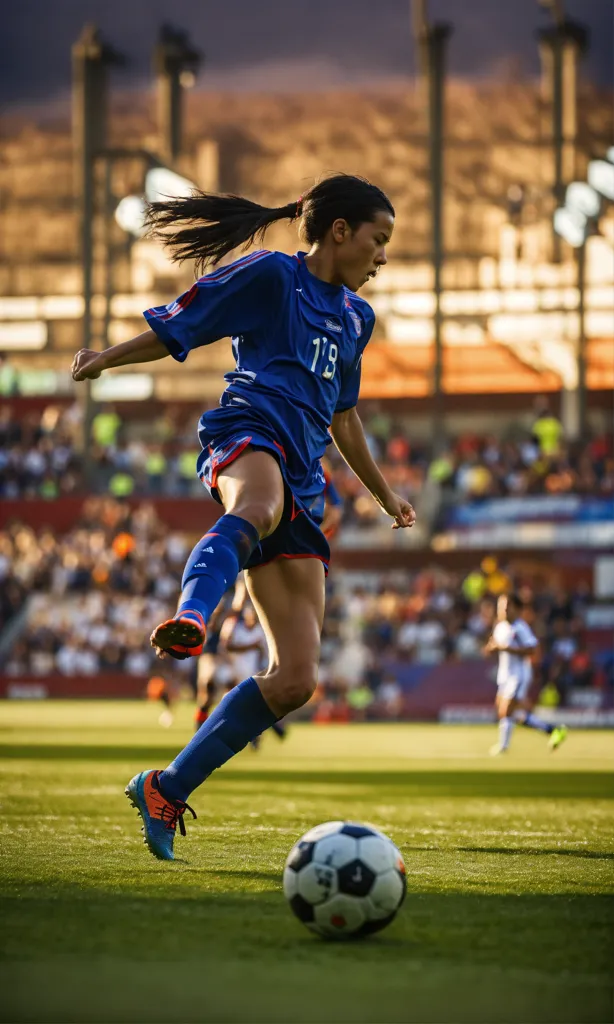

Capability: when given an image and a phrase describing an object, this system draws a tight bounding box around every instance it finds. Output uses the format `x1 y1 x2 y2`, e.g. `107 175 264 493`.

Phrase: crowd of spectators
2 403 612 522
313 559 610 719
1 500 188 678
330 407 613 531
0 404 204 501
1 500 610 716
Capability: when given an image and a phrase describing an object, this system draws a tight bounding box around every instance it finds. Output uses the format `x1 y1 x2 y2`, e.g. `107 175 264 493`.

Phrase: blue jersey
144 250 375 505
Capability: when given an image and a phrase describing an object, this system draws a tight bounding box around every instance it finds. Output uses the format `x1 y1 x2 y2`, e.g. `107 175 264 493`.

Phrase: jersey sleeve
335 305 376 413
513 620 538 649
143 250 280 362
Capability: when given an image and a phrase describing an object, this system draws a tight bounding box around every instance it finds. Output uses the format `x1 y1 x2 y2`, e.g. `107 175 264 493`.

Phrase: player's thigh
217 448 285 538
245 557 325 713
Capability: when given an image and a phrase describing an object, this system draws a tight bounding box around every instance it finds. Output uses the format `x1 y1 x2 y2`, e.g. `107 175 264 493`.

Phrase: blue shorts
196 425 330 576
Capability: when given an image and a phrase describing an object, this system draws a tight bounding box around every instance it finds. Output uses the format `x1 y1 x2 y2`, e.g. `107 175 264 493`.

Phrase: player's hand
71 349 105 381
381 492 416 530
483 638 498 654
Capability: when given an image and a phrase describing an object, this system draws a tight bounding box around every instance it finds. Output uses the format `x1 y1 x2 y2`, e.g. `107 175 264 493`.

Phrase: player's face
333 210 394 292
506 600 519 623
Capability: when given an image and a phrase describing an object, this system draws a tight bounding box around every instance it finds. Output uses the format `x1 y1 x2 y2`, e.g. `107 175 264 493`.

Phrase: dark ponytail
146 174 394 275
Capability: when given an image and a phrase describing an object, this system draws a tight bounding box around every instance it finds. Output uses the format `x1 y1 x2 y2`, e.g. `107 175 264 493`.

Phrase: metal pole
576 241 587 439
430 26 448 451
154 25 201 163
72 27 101 489
102 156 113 350
418 21 451 454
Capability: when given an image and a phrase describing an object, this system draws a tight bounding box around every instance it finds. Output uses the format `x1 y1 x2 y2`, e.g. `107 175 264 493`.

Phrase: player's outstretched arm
331 407 416 530
71 329 169 381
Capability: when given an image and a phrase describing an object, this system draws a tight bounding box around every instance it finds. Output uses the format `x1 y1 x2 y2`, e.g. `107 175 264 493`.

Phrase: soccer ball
283 820 406 939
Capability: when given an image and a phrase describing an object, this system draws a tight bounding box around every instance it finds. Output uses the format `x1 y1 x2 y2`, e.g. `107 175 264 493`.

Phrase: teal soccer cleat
125 769 196 861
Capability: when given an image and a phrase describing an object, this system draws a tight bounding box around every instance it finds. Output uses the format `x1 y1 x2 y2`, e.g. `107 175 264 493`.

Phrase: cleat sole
150 618 205 656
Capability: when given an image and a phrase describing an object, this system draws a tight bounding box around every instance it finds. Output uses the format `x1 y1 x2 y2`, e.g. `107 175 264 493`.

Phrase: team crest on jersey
324 318 343 333
344 296 362 337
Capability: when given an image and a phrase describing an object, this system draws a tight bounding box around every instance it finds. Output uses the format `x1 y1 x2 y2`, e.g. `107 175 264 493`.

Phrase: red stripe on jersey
201 249 271 284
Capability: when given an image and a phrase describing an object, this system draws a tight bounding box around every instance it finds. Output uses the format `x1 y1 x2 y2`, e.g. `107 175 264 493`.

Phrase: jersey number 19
311 336 338 380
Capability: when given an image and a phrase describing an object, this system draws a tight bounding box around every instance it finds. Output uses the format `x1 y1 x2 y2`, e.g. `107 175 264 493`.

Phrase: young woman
71 173 415 860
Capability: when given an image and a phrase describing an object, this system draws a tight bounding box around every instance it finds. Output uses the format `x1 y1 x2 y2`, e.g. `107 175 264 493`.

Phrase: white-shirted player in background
220 598 287 746
485 594 568 756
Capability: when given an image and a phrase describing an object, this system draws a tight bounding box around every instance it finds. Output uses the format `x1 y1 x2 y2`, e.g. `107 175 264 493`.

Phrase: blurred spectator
92 406 121 449
532 405 563 457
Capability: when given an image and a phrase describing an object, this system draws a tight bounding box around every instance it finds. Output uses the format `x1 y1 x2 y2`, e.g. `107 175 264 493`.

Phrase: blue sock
177 514 259 624
522 712 554 735
159 677 277 802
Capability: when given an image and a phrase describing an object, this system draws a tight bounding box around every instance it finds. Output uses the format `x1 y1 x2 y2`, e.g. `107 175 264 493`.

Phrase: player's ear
331 218 349 244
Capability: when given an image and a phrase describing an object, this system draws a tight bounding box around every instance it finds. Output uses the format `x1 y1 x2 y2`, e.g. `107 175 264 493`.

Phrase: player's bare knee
264 662 318 714
229 499 282 539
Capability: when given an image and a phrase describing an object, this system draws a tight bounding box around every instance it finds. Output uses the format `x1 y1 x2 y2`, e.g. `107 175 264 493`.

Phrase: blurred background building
1 1 612 724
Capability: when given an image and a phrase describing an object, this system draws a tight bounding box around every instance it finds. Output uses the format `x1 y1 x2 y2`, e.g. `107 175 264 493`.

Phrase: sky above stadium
2 0 612 106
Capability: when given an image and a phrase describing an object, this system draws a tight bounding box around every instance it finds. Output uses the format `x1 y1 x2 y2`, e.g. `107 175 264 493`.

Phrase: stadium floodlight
553 206 587 247
114 166 196 238
114 195 148 237
587 159 614 202
565 182 601 219
145 166 195 203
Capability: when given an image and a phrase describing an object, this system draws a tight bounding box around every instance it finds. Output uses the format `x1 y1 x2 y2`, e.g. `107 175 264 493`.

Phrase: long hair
145 173 394 275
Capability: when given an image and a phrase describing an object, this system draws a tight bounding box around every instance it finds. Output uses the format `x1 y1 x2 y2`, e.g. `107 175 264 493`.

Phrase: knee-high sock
518 711 554 735
159 677 277 802
177 514 259 624
499 716 514 750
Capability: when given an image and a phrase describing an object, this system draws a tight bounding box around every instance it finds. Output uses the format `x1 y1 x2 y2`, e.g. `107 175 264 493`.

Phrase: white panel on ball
296 861 338 905
313 893 366 937
369 869 404 914
301 821 344 843
312 833 357 868
356 835 397 874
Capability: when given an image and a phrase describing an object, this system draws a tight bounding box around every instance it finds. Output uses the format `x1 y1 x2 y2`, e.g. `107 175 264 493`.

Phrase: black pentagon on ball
289 893 315 923
337 858 376 897
287 840 314 872
340 823 378 839
354 911 397 938
397 868 407 904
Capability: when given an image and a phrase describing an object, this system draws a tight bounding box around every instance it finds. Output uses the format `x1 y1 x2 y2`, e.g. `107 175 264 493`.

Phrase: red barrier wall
0 674 148 699
0 497 218 533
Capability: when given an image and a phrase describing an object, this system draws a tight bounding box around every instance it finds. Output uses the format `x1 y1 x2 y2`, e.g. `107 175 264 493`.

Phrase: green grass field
0 701 612 1024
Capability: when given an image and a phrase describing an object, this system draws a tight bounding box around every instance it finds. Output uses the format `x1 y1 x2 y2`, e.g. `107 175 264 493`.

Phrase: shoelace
158 798 197 836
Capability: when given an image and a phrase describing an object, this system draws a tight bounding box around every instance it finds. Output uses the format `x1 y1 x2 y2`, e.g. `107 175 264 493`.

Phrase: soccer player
485 594 568 756
72 173 415 859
